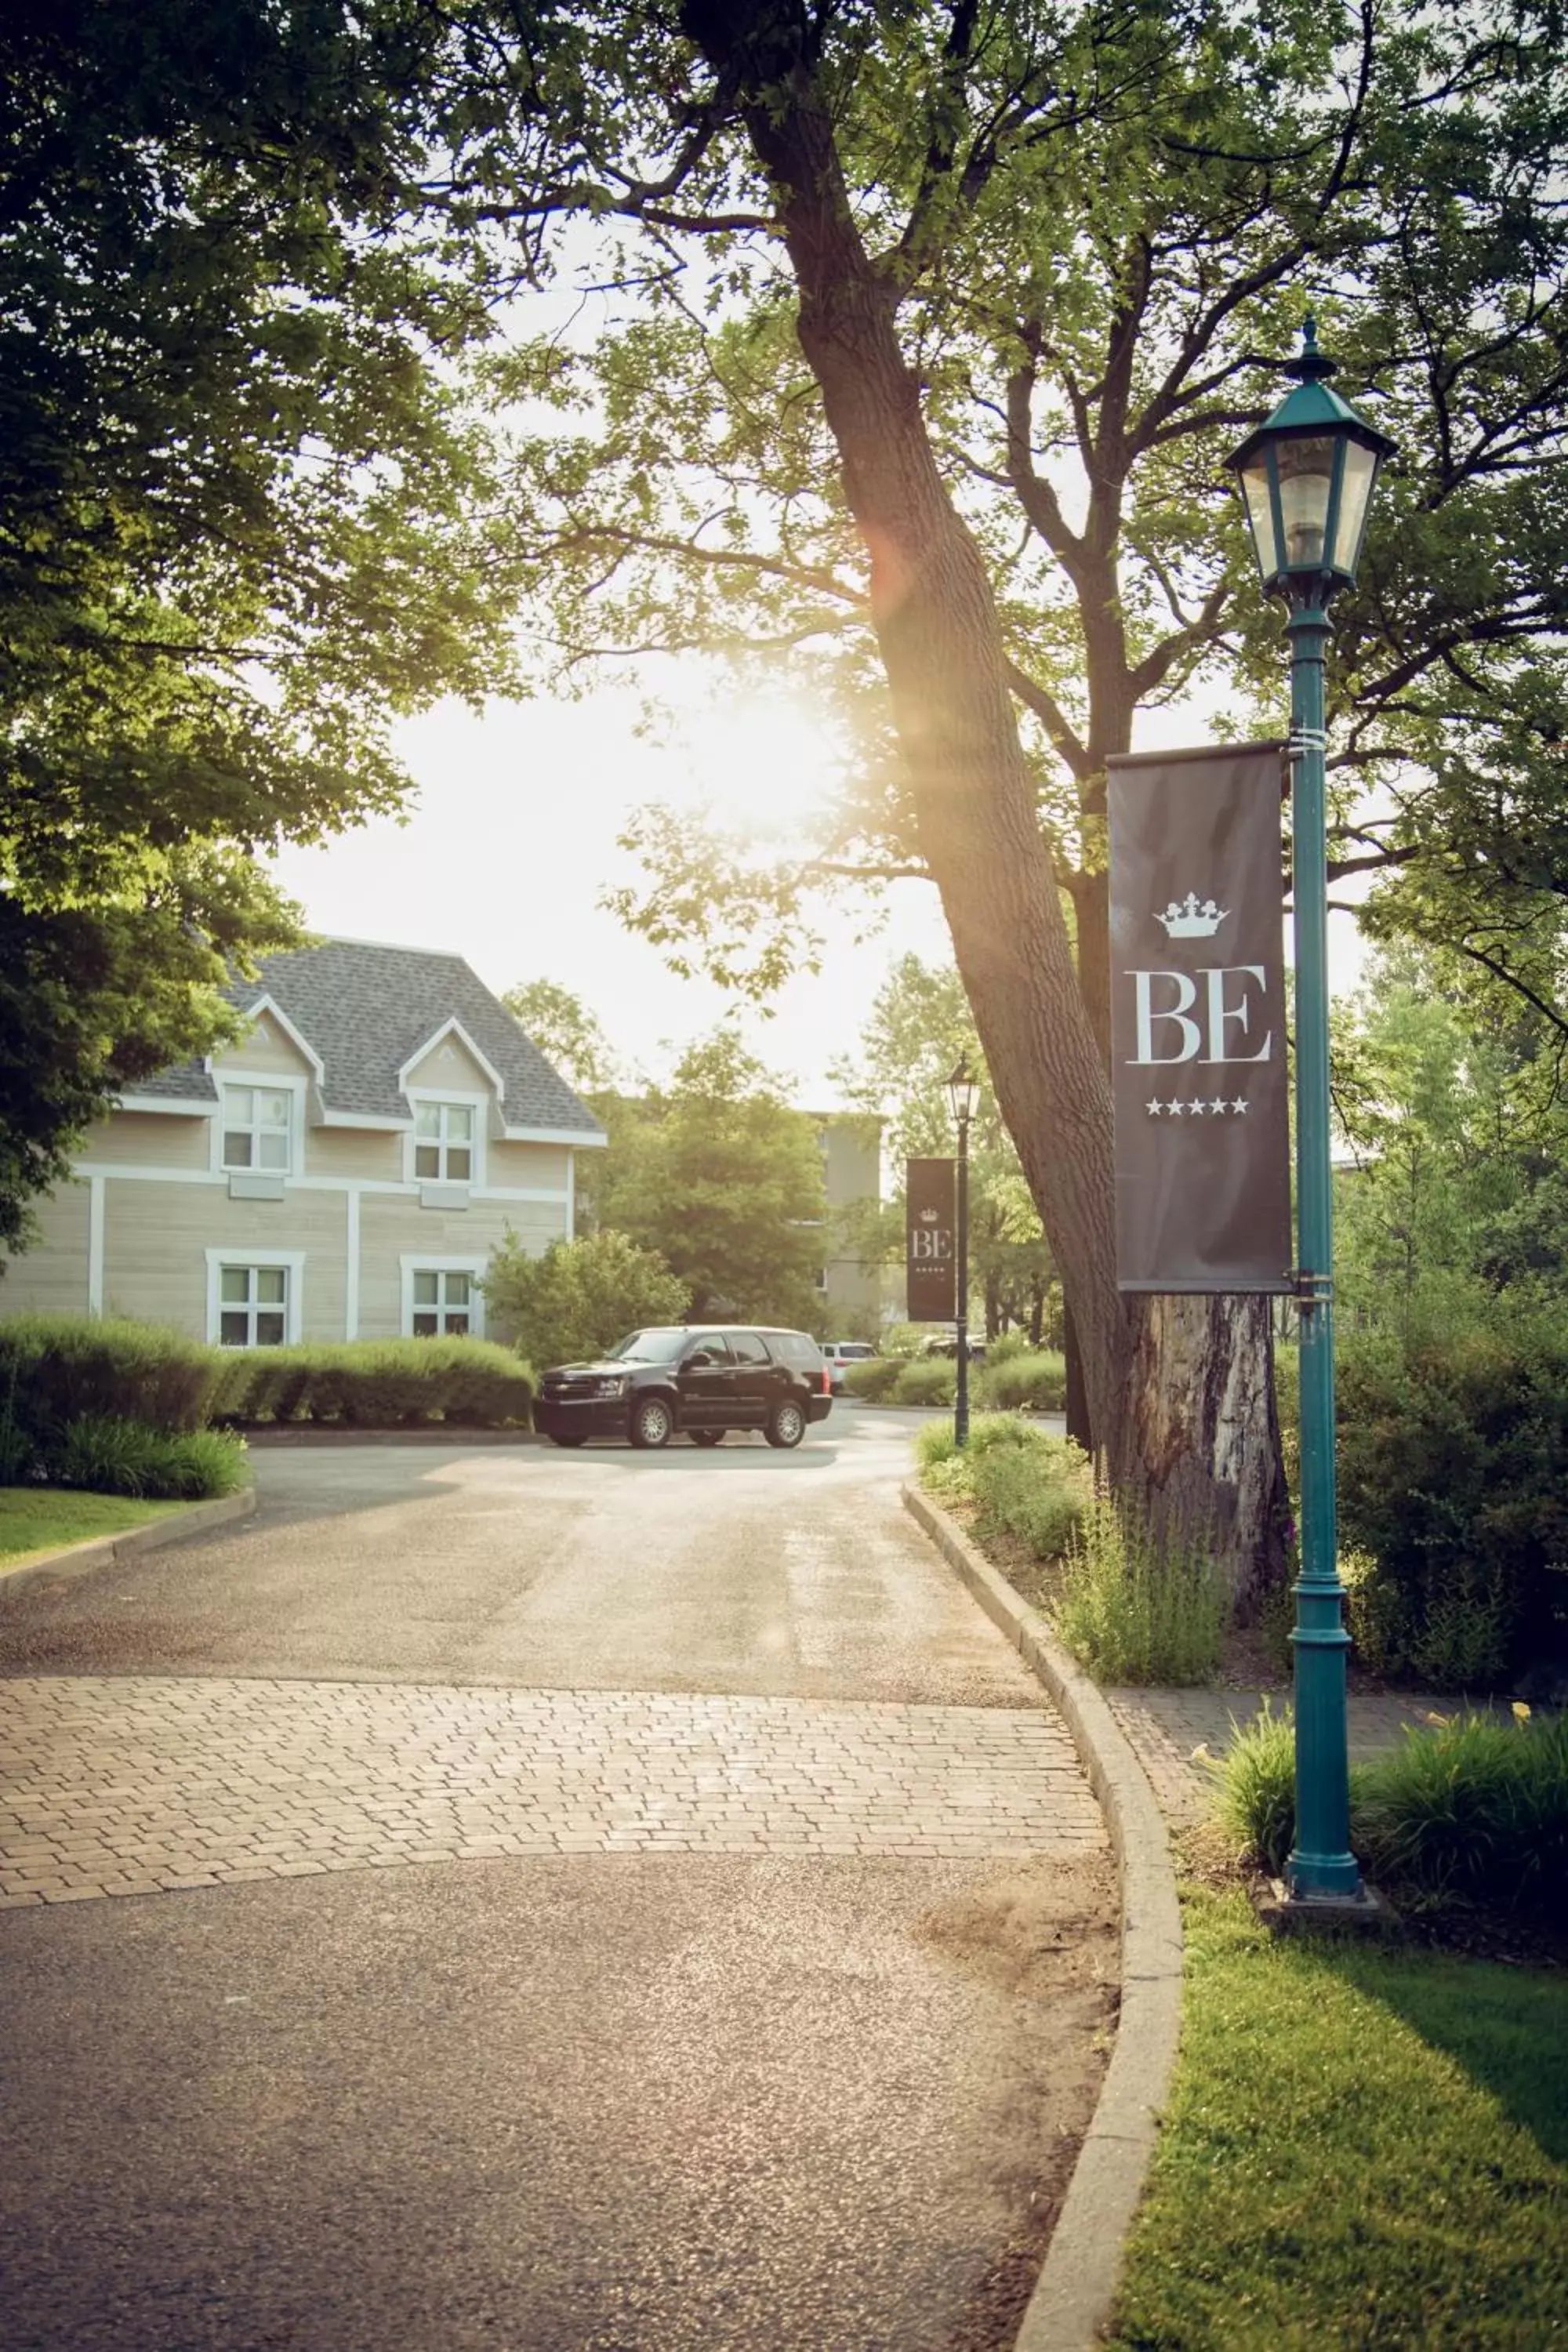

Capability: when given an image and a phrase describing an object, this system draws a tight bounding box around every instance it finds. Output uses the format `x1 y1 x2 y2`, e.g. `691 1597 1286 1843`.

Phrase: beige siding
405 1032 493 1095
0 1181 91 1316
82 1109 212 1171
100 1182 347 1341
304 1124 404 1184
213 1016 315 1079
357 1192 566 1338
486 1140 569 1194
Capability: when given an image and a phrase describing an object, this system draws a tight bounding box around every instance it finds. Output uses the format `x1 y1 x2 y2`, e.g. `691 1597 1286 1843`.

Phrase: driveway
0 1405 1115 2351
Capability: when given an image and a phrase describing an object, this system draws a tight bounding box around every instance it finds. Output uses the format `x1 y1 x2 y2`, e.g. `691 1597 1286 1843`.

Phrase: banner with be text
905 1157 957 1321
1107 741 1291 1293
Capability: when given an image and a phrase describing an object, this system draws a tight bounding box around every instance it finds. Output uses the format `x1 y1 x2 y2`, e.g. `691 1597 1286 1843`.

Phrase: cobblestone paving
1105 1684 1483 1824
0 1676 1104 1906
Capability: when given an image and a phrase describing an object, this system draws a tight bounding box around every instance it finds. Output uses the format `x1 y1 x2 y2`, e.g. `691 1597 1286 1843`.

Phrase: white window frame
404 1090 486 1189
212 1071 307 1178
400 1254 488 1340
205 1247 305 1347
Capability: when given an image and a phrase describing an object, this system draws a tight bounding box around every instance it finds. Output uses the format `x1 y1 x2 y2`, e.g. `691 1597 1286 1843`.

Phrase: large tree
0 0 517 1249
386 0 1568 1602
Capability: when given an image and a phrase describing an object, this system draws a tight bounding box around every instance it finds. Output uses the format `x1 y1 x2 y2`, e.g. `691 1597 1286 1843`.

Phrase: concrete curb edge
0 1486 258 1602
902 1481 1182 2352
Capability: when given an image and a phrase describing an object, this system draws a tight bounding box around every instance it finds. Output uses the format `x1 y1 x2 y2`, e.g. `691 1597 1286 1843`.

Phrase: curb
902 1482 1181 2352
0 1486 258 1602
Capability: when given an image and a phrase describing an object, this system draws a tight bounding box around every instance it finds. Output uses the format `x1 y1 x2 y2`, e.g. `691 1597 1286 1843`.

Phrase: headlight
591 1375 628 1398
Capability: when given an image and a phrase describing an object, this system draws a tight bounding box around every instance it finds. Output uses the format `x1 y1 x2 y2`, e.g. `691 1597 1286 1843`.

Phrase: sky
269 665 1370 1108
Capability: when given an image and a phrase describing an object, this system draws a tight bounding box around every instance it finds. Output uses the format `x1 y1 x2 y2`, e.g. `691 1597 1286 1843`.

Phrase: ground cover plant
1106 1883 1568 2350
0 1489 183 1565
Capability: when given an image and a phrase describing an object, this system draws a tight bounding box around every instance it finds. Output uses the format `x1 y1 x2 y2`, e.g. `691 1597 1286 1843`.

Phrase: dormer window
222 1085 292 1174
414 1102 473 1182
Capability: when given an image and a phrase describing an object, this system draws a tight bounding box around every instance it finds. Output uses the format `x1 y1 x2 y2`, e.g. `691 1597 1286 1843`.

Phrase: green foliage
0 1316 223 1444
0 1488 182 1561
1210 1704 1568 1924
0 2 517 1250
593 1031 828 1325
889 1359 954 1407
983 1330 1033 1368
1056 1494 1229 1685
975 1349 1067 1414
501 979 620 1095
50 1414 248 1501
1335 1324 1568 1690
844 1356 902 1402
213 1340 535 1428
917 1416 1091 1563
483 1229 686 1371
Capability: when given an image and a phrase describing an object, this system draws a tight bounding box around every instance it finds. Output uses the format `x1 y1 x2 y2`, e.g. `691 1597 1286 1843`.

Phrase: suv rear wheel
765 1398 806 1450
630 1395 675 1450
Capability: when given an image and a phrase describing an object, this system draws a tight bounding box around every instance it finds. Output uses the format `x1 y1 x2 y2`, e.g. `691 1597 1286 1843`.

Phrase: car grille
544 1376 601 1400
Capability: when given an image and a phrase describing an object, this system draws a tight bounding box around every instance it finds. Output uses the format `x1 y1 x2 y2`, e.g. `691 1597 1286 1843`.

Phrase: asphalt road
0 1404 1116 2352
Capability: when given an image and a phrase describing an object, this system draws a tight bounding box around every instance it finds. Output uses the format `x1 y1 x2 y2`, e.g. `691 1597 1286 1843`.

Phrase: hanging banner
1107 740 1292 1294
905 1157 956 1319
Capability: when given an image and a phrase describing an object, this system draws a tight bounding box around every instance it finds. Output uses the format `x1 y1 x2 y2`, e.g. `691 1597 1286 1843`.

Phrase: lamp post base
1256 1879 1399 1939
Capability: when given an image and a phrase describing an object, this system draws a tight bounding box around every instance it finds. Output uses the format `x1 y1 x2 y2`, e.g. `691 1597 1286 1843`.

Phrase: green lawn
1108 1885 1568 2350
0 1488 185 1566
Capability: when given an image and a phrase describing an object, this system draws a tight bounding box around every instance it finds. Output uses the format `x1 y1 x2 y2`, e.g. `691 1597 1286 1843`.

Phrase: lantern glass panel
1237 455 1279 578
1276 435 1336 569
1331 438 1378 576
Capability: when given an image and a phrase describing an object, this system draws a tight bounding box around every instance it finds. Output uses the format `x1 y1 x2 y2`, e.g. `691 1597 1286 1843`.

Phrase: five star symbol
1145 1097 1250 1116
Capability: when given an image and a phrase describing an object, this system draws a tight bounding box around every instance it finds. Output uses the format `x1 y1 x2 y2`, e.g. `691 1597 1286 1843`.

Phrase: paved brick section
0 1676 1103 1906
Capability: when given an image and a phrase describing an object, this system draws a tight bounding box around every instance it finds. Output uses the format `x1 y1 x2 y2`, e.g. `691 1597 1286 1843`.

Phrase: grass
0 1486 185 1566
1107 1882 1568 2350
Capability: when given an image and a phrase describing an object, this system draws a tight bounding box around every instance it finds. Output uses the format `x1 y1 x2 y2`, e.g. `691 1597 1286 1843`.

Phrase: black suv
535 1326 834 1450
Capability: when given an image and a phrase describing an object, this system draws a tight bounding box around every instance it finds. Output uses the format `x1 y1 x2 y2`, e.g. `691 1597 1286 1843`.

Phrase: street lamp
1228 317 1396 1903
946 1056 982 1446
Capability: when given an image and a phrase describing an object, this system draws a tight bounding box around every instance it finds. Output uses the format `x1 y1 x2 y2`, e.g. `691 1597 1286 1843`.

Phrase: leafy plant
843 1356 902 1402
890 1359 956 1407
974 1349 1067 1414
1356 1708 1568 1920
1203 1701 1298 1875
482 1229 686 1371
1055 1493 1229 1685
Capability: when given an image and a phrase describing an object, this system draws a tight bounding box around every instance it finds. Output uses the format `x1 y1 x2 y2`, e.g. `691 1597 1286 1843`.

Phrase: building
0 939 605 1346
811 1113 891 1335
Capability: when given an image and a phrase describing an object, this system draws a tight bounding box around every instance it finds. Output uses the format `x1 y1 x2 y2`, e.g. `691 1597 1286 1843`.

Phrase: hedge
974 1349 1067 1414
211 1339 535 1426
0 1316 223 1445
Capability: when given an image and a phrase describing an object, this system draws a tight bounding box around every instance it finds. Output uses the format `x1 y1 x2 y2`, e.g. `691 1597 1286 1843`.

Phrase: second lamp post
946 1057 982 1446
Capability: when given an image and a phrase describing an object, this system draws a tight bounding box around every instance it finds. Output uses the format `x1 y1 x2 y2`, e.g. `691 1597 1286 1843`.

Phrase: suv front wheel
765 1398 806 1450
630 1395 675 1450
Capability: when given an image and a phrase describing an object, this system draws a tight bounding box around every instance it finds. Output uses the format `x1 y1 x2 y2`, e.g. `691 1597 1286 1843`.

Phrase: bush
1209 1702 1568 1923
891 1359 956 1406
982 1330 1033 1368
482 1228 687 1370
213 1339 535 1427
49 1414 249 1500
975 1348 1067 1414
844 1356 903 1402
1055 1491 1229 1684
0 1316 223 1446
971 1434 1089 1561
1334 1327 1568 1689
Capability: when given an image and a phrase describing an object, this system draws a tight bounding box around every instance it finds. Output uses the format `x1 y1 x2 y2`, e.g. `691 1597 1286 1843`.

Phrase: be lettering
910 1229 953 1260
1127 967 1273 1065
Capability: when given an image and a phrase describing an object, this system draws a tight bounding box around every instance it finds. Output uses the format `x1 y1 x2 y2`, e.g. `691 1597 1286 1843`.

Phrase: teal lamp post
1227 320 1396 1900
946 1056 981 1447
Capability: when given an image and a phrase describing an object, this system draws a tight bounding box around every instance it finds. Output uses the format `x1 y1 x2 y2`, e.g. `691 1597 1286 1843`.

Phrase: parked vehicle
820 1339 878 1394
535 1326 833 1450
918 1333 988 1362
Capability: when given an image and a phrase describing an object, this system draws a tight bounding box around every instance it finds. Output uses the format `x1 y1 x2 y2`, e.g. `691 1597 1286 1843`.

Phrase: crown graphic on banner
1156 891 1228 939
918 1207 940 1224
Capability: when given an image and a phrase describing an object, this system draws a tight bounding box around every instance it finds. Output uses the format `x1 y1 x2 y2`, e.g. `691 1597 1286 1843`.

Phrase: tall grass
1055 1491 1229 1684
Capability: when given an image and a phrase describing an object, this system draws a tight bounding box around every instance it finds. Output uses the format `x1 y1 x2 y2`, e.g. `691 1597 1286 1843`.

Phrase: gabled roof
121 938 605 1140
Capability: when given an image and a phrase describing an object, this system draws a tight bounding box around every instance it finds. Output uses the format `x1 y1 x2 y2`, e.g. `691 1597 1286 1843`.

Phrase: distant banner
1108 741 1291 1294
906 1157 956 1320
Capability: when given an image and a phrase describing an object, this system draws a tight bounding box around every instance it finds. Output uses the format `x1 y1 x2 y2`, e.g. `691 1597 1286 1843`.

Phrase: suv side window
728 1330 771 1367
684 1333 732 1365
766 1331 822 1370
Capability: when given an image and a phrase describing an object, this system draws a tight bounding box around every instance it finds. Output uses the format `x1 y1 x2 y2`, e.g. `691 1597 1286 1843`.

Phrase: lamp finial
1287 312 1338 385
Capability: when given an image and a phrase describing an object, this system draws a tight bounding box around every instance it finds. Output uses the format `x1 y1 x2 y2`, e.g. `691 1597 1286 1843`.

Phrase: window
413 1101 474 1182
411 1269 473 1338
222 1085 292 1173
729 1331 771 1367
219 1264 289 1348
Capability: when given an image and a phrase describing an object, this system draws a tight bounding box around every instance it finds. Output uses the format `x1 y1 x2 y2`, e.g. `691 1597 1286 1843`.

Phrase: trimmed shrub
891 1359 956 1407
1334 1327 1568 1689
211 1338 535 1427
0 1316 223 1444
975 1348 1067 1414
982 1330 1033 1368
844 1356 902 1402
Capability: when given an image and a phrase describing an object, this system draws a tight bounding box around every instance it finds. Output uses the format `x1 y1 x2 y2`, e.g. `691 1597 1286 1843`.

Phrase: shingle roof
123 939 605 1138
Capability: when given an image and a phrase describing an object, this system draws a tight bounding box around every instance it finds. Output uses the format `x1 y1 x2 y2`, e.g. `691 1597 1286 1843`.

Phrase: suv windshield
609 1328 690 1364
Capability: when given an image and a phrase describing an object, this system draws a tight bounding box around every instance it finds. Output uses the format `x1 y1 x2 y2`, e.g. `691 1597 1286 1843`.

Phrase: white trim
236 995 326 1082
399 1253 488 1339
315 1109 413 1132
87 1177 105 1315
345 1190 361 1340
204 1247 306 1347
397 1018 506 1102
501 1123 608 1148
212 1069 308 1179
71 1162 569 1203
111 1094 216 1116
564 1150 575 1243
